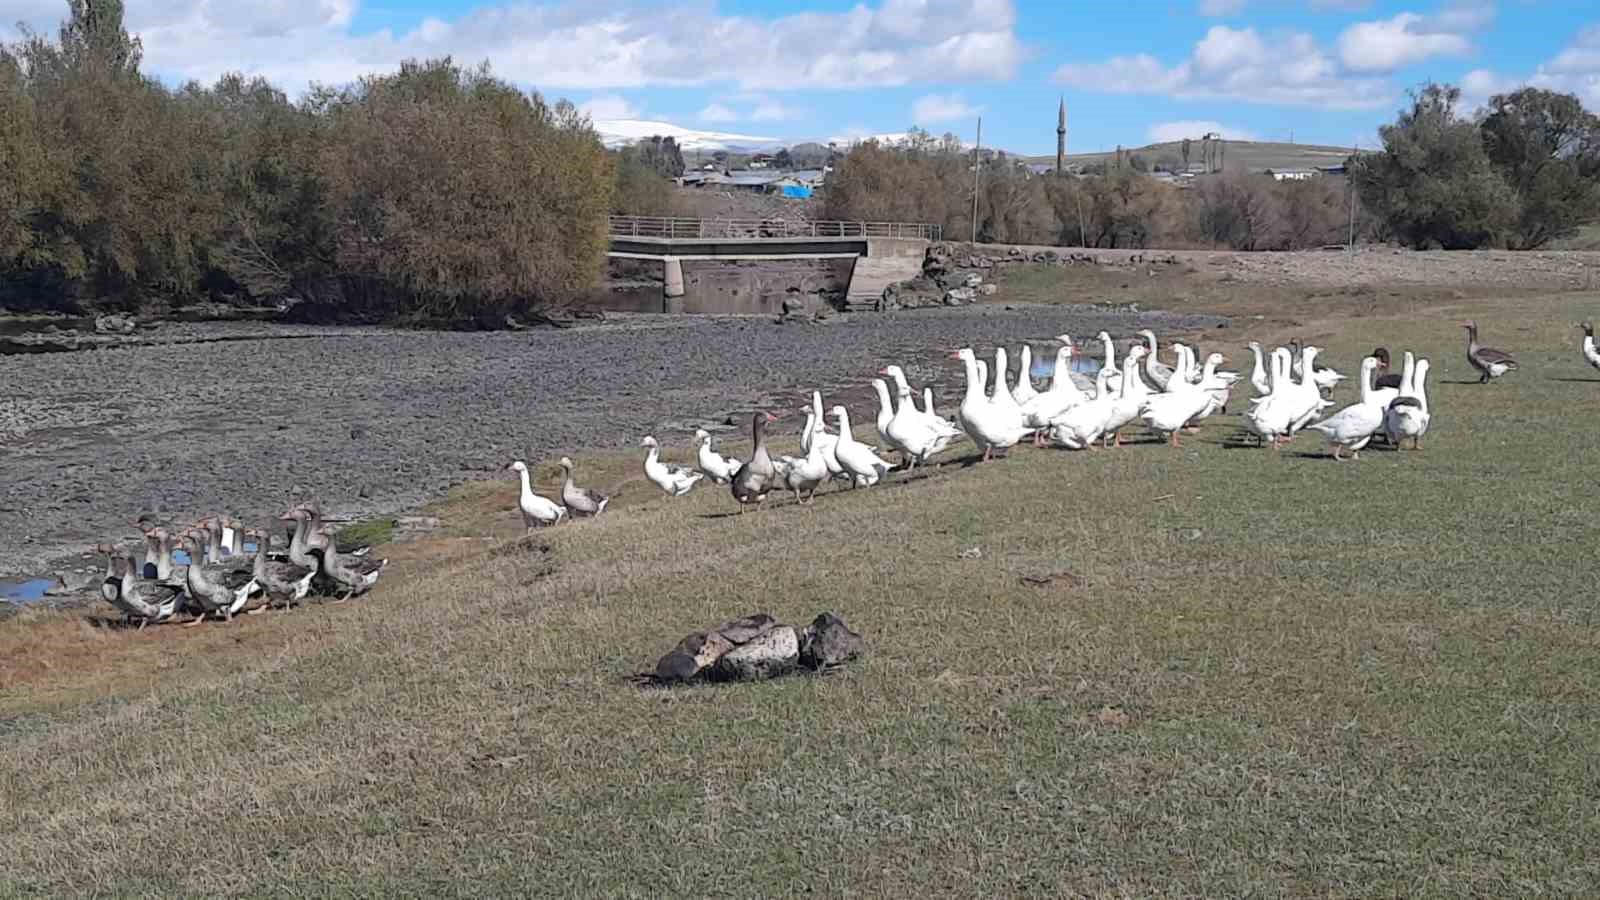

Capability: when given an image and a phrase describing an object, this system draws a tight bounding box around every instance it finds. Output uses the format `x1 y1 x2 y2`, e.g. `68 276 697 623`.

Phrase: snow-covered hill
592 119 786 153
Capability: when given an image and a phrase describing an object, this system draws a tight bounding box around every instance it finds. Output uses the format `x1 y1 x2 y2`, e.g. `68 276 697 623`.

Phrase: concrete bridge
605 216 937 313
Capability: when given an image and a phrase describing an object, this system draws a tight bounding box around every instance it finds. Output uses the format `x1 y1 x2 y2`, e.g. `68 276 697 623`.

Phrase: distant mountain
1026 140 1356 173
592 119 787 153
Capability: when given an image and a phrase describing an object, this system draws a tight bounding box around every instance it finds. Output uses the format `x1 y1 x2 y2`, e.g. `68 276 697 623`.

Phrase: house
748 153 775 169
1270 169 1318 181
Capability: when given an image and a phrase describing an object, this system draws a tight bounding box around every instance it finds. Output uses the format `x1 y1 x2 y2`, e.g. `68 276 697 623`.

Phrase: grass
332 516 397 551
5 287 1600 895
1026 139 1355 173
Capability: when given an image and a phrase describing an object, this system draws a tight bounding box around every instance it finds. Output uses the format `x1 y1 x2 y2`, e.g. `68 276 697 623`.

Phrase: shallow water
1031 356 1102 380
0 578 55 603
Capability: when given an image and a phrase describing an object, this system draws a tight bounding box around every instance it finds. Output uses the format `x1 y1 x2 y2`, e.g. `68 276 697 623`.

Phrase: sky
2 0 1597 155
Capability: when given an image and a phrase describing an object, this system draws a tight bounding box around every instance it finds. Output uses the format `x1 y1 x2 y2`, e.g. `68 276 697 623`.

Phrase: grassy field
1027 139 1354 173
5 287 1600 895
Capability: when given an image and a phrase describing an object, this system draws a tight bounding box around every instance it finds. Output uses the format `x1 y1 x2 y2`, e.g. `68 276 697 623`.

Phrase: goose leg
184 613 206 628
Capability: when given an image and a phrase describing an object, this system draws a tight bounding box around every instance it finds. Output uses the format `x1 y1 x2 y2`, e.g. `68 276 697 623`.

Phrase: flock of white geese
88 499 387 628
509 320 1548 528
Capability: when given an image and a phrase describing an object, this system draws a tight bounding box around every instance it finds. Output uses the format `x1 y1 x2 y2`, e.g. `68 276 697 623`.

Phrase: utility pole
971 116 982 244
1347 140 1358 251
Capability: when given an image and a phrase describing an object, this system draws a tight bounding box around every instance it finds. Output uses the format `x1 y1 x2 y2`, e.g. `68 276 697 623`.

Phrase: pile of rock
648 612 865 685
878 242 1188 311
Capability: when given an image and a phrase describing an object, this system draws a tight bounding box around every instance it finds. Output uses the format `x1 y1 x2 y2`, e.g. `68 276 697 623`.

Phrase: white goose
1096 331 1121 381
880 371 961 467
1047 366 1121 450
1099 345 1152 447
1243 347 1296 447
1308 357 1386 460
1383 354 1431 450
1011 345 1040 408
641 435 704 496
1138 345 1214 447
803 390 848 481
1018 342 1088 445
1247 341 1271 395
693 429 742 484
830 406 894 487
1138 329 1175 392
1193 352 1239 420
776 422 829 503
510 461 566 529
988 347 1027 427
952 348 1030 460
1582 323 1600 372
1285 345 1335 439
880 365 964 447
1290 339 1347 393
871 379 911 462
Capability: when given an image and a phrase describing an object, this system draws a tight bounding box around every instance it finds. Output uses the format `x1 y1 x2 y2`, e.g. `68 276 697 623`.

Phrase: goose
92 542 124 613
1370 347 1404 390
292 500 372 560
1099 345 1152 447
248 526 317 609
870 379 911 462
730 411 780 507
803 390 848 481
693 429 742 484
1047 366 1119 450
880 365 963 443
880 373 960 468
559 457 610 516
776 421 829 503
113 557 184 628
1247 342 1271 395
1137 330 1175 391
320 528 389 600
831 406 894 487
195 520 255 576
1053 334 1100 394
1583 323 1600 373
1384 356 1431 450
177 532 260 624
951 348 1030 461
1244 347 1297 448
1463 320 1517 383
988 347 1026 427
138 525 161 578
1017 343 1088 445
1096 331 1121 381
1010 345 1040 407
1285 345 1335 440
1138 345 1215 448
641 435 704 497
508 461 566 530
1307 357 1387 460
1192 352 1238 421
1288 338 1347 394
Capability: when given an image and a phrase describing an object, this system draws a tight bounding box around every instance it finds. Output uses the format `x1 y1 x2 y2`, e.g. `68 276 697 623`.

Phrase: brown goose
176 533 260 625
115 555 184 628
730 411 780 507
1463 320 1518 383
1370 347 1404 390
559 457 610 517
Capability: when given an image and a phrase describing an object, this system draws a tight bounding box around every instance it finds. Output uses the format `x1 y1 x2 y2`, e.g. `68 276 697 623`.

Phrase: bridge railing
607 216 942 242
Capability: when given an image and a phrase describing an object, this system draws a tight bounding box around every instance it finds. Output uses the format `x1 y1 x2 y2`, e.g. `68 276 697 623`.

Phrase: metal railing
607 216 942 242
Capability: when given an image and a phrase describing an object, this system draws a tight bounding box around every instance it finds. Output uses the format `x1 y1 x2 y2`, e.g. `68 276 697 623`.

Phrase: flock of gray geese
91 499 387 629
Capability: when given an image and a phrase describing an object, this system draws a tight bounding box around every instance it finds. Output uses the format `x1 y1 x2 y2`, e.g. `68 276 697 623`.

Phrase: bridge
605 216 939 313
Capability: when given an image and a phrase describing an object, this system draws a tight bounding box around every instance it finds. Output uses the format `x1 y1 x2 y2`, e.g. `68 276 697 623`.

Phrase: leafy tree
774 147 793 169
611 148 674 215
1351 83 1516 249
1479 87 1600 249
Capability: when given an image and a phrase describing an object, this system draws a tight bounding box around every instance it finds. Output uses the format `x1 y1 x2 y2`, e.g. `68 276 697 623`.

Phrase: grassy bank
4 289 1600 895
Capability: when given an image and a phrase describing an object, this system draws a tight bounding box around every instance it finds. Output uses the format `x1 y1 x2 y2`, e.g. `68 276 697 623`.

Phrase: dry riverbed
0 304 1224 592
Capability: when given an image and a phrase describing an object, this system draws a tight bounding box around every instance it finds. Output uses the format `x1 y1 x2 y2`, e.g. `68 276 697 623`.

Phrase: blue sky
3 0 1597 154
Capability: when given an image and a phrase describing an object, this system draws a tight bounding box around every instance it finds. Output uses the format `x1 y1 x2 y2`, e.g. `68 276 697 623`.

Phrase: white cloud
1336 9 1482 73
1055 25 1392 109
1198 0 1247 15
12 0 1023 94
1147 120 1258 143
578 93 640 120
911 92 983 123
747 95 803 121
698 103 739 122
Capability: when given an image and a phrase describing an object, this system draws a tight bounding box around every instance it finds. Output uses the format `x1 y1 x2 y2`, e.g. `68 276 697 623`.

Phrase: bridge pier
662 256 685 300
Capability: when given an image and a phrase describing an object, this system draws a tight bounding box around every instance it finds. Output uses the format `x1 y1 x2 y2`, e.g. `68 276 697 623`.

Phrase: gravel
0 304 1225 578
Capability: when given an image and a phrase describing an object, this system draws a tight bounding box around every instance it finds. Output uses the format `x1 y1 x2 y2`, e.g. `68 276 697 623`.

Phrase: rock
94 314 136 334
798 612 864 670
712 625 798 681
979 283 998 296
943 287 976 306
654 630 736 683
962 273 983 288
712 613 777 645
395 515 439 532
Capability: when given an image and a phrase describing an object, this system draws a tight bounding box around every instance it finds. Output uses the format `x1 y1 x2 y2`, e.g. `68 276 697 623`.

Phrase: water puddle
0 578 56 603
1032 356 1102 380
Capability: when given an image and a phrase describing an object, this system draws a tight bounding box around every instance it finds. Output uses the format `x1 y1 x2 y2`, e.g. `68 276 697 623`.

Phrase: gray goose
1463 320 1518 383
177 533 260 624
247 526 316 610
730 411 779 507
1370 347 1404 391
559 457 610 517
320 528 388 600
115 556 184 628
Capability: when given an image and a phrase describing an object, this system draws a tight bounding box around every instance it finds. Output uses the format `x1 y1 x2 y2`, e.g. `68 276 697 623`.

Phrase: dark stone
653 630 736 683
798 612 865 670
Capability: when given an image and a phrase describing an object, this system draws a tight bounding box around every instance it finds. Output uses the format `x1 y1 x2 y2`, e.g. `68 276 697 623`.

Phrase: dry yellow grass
5 288 1600 895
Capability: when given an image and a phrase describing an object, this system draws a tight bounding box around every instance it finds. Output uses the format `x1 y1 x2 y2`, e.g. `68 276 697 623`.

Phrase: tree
1351 83 1516 249
774 147 793 170
1180 138 1192 172
1479 87 1600 249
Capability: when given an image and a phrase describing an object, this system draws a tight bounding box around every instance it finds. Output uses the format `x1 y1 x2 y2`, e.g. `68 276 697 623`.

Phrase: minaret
1055 96 1067 174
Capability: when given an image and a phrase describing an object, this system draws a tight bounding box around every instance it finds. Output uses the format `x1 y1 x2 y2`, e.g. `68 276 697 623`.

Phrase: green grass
5 291 1600 895
332 516 397 551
